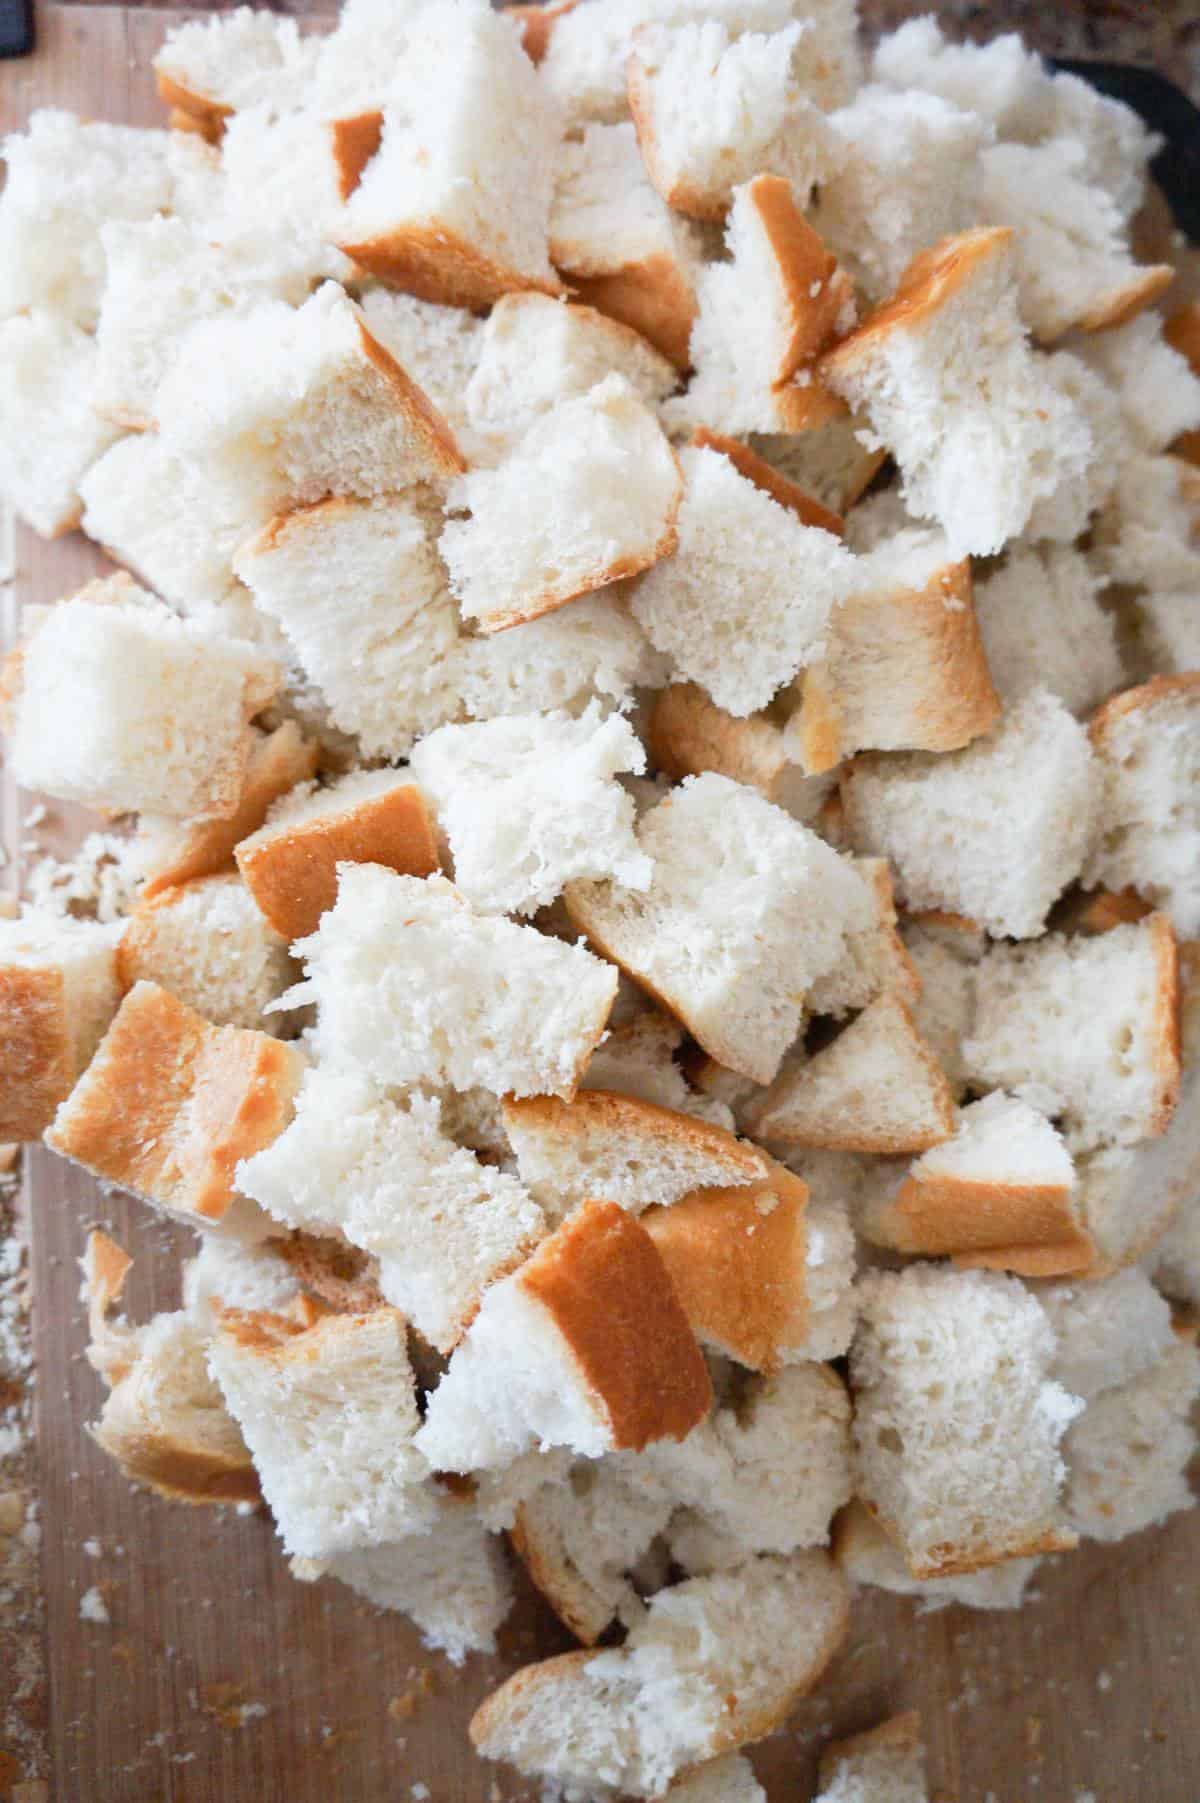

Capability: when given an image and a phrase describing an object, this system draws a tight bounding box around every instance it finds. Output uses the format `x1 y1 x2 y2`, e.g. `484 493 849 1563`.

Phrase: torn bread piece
1072 313 1200 454
899 916 982 1098
815 1712 928 1803
118 874 294 1031
236 1066 544 1355
236 769 439 943
749 416 887 515
357 289 485 450
806 858 921 1019
47 981 303 1238
580 1010 736 1131
1024 347 1128 545
441 374 682 633
564 774 873 1085
469 1551 849 1799
851 1265 1082 1579
460 590 666 722
973 543 1122 718
1040 1267 1175 1404
646 682 800 803
153 10 316 140
416 1199 712 1474
688 428 847 534
181 1234 304 1332
1064 1339 1200 1544
286 867 616 1100
0 914 122 1142
0 311 121 537
662 1756 764 1803
1093 453 1200 596
834 1499 1041 1613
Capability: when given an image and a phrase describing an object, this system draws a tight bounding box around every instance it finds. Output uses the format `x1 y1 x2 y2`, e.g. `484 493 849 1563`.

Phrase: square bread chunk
0 311 121 537
1073 314 1200 454
833 1499 1041 1613
973 544 1123 719
117 874 294 1032
0 915 123 1141
1040 1268 1175 1404
153 11 316 138
460 590 664 723
815 1712 928 1803
806 858 921 1019
1063 1341 1200 1544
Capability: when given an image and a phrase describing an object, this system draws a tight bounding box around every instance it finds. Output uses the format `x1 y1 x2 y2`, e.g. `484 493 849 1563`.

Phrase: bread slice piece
564 774 873 1085
748 994 956 1155
1072 313 1200 454
287 866 616 1099
834 1499 1041 1612
1063 1339 1200 1543
416 1199 712 1473
118 874 293 1031
964 915 1180 1154
806 859 921 1019
441 374 682 632
0 914 123 1141
973 544 1122 718
460 589 665 722
816 1713 927 1803
0 311 121 537
235 769 439 943
1093 453 1200 595
665 1755 765 1803
792 526 1000 773
898 917 981 1099
840 688 1099 939
1040 1267 1175 1403
469 1551 849 1797
851 1265 1082 1579
1025 348 1129 545
153 10 316 140
356 288 484 443
647 682 798 803
181 1234 304 1332
10 578 279 820
821 228 1093 558
748 417 887 515
236 1066 544 1353
47 981 303 1236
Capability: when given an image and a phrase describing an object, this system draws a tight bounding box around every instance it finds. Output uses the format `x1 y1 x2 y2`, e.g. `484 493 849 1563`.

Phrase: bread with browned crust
815 1711 928 1803
119 873 294 1031
0 914 123 1142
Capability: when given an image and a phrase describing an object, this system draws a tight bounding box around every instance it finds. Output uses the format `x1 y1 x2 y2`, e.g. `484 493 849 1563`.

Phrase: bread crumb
411 1786 430 1801
389 1669 437 1720
82 1537 101 1558
78 1586 110 1624
1097 1670 1113 1691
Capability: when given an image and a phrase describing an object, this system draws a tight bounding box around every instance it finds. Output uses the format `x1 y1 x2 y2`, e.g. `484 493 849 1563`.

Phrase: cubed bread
0 310 121 537
658 1756 764 1803
11 578 280 819
647 682 797 801
792 526 1000 772
806 858 921 1019
1137 593 1200 679
441 374 682 632
416 1199 713 1473
236 768 439 943
118 874 293 1031
181 1233 304 1332
748 994 956 1155
287 866 617 1099
460 590 666 722
749 417 887 515
580 1010 735 1131
821 227 1094 558
973 544 1123 718
840 688 1099 939
209 1305 436 1558
1024 348 1128 545
153 9 316 139
851 1265 1082 1578
357 289 485 447
1073 314 1200 454
1063 1340 1200 1543
408 705 648 916
564 774 873 1085
236 1066 544 1354
834 1499 1042 1612
1094 453 1200 595
216 99 347 249
963 915 1180 1153
1039 1268 1175 1403
46 980 304 1235
469 1551 849 1798
0 914 123 1141
898 917 981 1099
816 1713 927 1803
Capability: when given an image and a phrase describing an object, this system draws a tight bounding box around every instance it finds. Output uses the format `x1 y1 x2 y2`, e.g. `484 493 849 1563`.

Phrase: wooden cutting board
2 11 1198 1800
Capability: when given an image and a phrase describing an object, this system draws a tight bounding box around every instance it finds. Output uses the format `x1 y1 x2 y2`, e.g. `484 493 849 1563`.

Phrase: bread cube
974 544 1123 718
46 981 304 1235
748 416 887 514
181 1233 303 1332
153 10 317 140
461 590 665 722
834 1499 1041 1613
665 1757 764 1803
806 858 921 1019
118 873 293 1031
851 1265 1082 1578
1138 593 1200 679
1024 348 1128 544
1064 1341 1200 1543
580 1010 736 1131
815 1713 927 1803
1094 454 1200 595
1085 676 1200 936
358 289 485 446
0 311 121 536
0 915 122 1141
1154 1186 1200 1310
1040 1268 1175 1404
1074 314 1200 453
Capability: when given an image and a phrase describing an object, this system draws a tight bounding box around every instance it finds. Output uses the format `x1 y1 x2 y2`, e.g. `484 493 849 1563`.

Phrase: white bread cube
815 1713 927 1803
209 1305 436 1558
440 374 682 632
973 544 1123 717
408 704 649 916
357 288 485 448
1024 348 1128 544
1094 454 1200 595
1137 593 1200 678
581 1010 737 1131
218 100 347 249
660 1756 764 1803
117 874 293 1032
1073 314 1200 453
806 859 921 1019
154 9 317 138
646 681 817 819
1064 1340 1200 1544
338 0 562 309
0 311 121 537
0 109 171 329
182 1235 303 1333
1154 1186 1200 1310
821 228 1094 558
235 1066 544 1354
1085 676 1200 935
286 866 617 1099
899 918 981 1099
565 774 873 1085
840 688 1099 939
11 578 279 819
834 1499 1041 1613
851 1264 1082 1578
307 0 429 117
0 914 122 1140
460 590 666 722
631 444 857 717
1039 1268 1175 1403
469 1550 849 1798
416 1199 712 1473
965 915 1180 1153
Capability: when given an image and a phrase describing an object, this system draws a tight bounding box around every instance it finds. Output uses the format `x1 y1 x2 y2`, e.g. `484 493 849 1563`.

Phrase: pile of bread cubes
2 0 1200 1795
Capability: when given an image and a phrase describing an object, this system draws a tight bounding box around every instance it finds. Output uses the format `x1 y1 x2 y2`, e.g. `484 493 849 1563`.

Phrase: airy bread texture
580 1010 735 1131
899 917 981 1098
1073 315 1200 454
1063 1341 1200 1544
0 310 121 536
749 416 886 514
973 544 1123 718
815 1712 927 1803
1094 454 1200 595
416 1199 713 1473
665 1755 765 1803
0 914 123 1141
118 874 294 1031
357 288 484 443
286 866 616 1099
409 705 649 916
235 1066 544 1354
851 1265 1082 1578
834 1499 1042 1613
806 858 921 1019
1024 349 1128 545
459 590 666 722
153 9 316 138
182 1234 303 1332
441 374 682 632
1085 677 1200 937
1039 1268 1175 1404
565 774 873 1085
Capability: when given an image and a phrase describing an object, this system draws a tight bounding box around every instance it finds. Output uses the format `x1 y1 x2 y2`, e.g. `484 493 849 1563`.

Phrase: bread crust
0 963 74 1142
1075 262 1174 336
566 257 697 371
509 1502 617 1645
871 1496 1078 1581
1056 887 1154 936
89 1414 261 1506
772 379 850 431
508 0 580 64
817 1710 923 1789
1088 670 1200 750
647 683 791 797
875 1168 1096 1277
275 1233 385 1314
155 69 231 143
743 176 856 387
1166 301 1200 371
354 313 467 478
329 109 384 201
503 1086 769 1189
627 48 725 224
691 429 845 536
340 224 563 314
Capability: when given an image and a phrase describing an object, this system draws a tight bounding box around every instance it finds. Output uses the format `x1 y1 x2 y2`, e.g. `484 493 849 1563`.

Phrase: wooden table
2 10 1199 1800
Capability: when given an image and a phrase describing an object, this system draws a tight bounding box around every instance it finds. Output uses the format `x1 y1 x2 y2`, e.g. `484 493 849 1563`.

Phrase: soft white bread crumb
963 914 1180 1154
1024 349 1128 544
1093 454 1200 595
306 0 428 117
1085 676 1200 936
285 866 616 1099
899 919 980 1099
1154 1187 1200 1309
973 544 1123 717
236 1066 543 1354
11 579 279 819
841 688 1100 939
182 1236 302 1334
0 311 120 537
209 1306 436 1559
1073 314 1200 453
665 1754 765 1803
581 1010 736 1132
441 374 682 633
357 288 484 447
821 228 1094 559
1137 593 1200 678
806 858 921 1019
1063 1340 1200 1543
460 590 666 722
565 774 873 1085
154 9 317 133
1039 1268 1175 1403
469 1550 849 1798
749 417 886 515
834 1499 1041 1612
0 913 123 1141
631 445 856 717
815 1712 927 1803
118 874 293 1031
851 1264 1082 1578
409 704 649 916
217 100 346 250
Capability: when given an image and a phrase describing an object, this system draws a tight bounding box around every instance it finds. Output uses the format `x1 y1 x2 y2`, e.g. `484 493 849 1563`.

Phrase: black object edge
0 0 34 59
1052 58 1200 246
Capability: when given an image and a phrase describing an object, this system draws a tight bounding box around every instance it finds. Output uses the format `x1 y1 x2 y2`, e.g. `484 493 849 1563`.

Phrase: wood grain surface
2 12 1199 1802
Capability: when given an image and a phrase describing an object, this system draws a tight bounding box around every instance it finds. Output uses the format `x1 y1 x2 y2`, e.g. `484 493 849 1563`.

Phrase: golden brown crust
154 69 231 143
503 1087 768 1188
773 379 851 431
275 1233 385 1314
876 1168 1096 1277
1166 301 1200 371
900 1515 1079 1582
1150 911 1183 1136
236 770 440 942
216 1304 400 1364
0 964 74 1142
646 683 791 797
469 1647 601 1755
566 257 696 371
627 50 725 224
641 1163 809 1372
354 312 467 478
89 1417 261 1506
817 1710 923 1789
509 1505 614 1645
508 0 580 62
691 429 845 535
1089 670 1200 749
743 176 856 386
329 110 384 202
1075 263 1174 335
517 1199 712 1449
340 224 563 314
